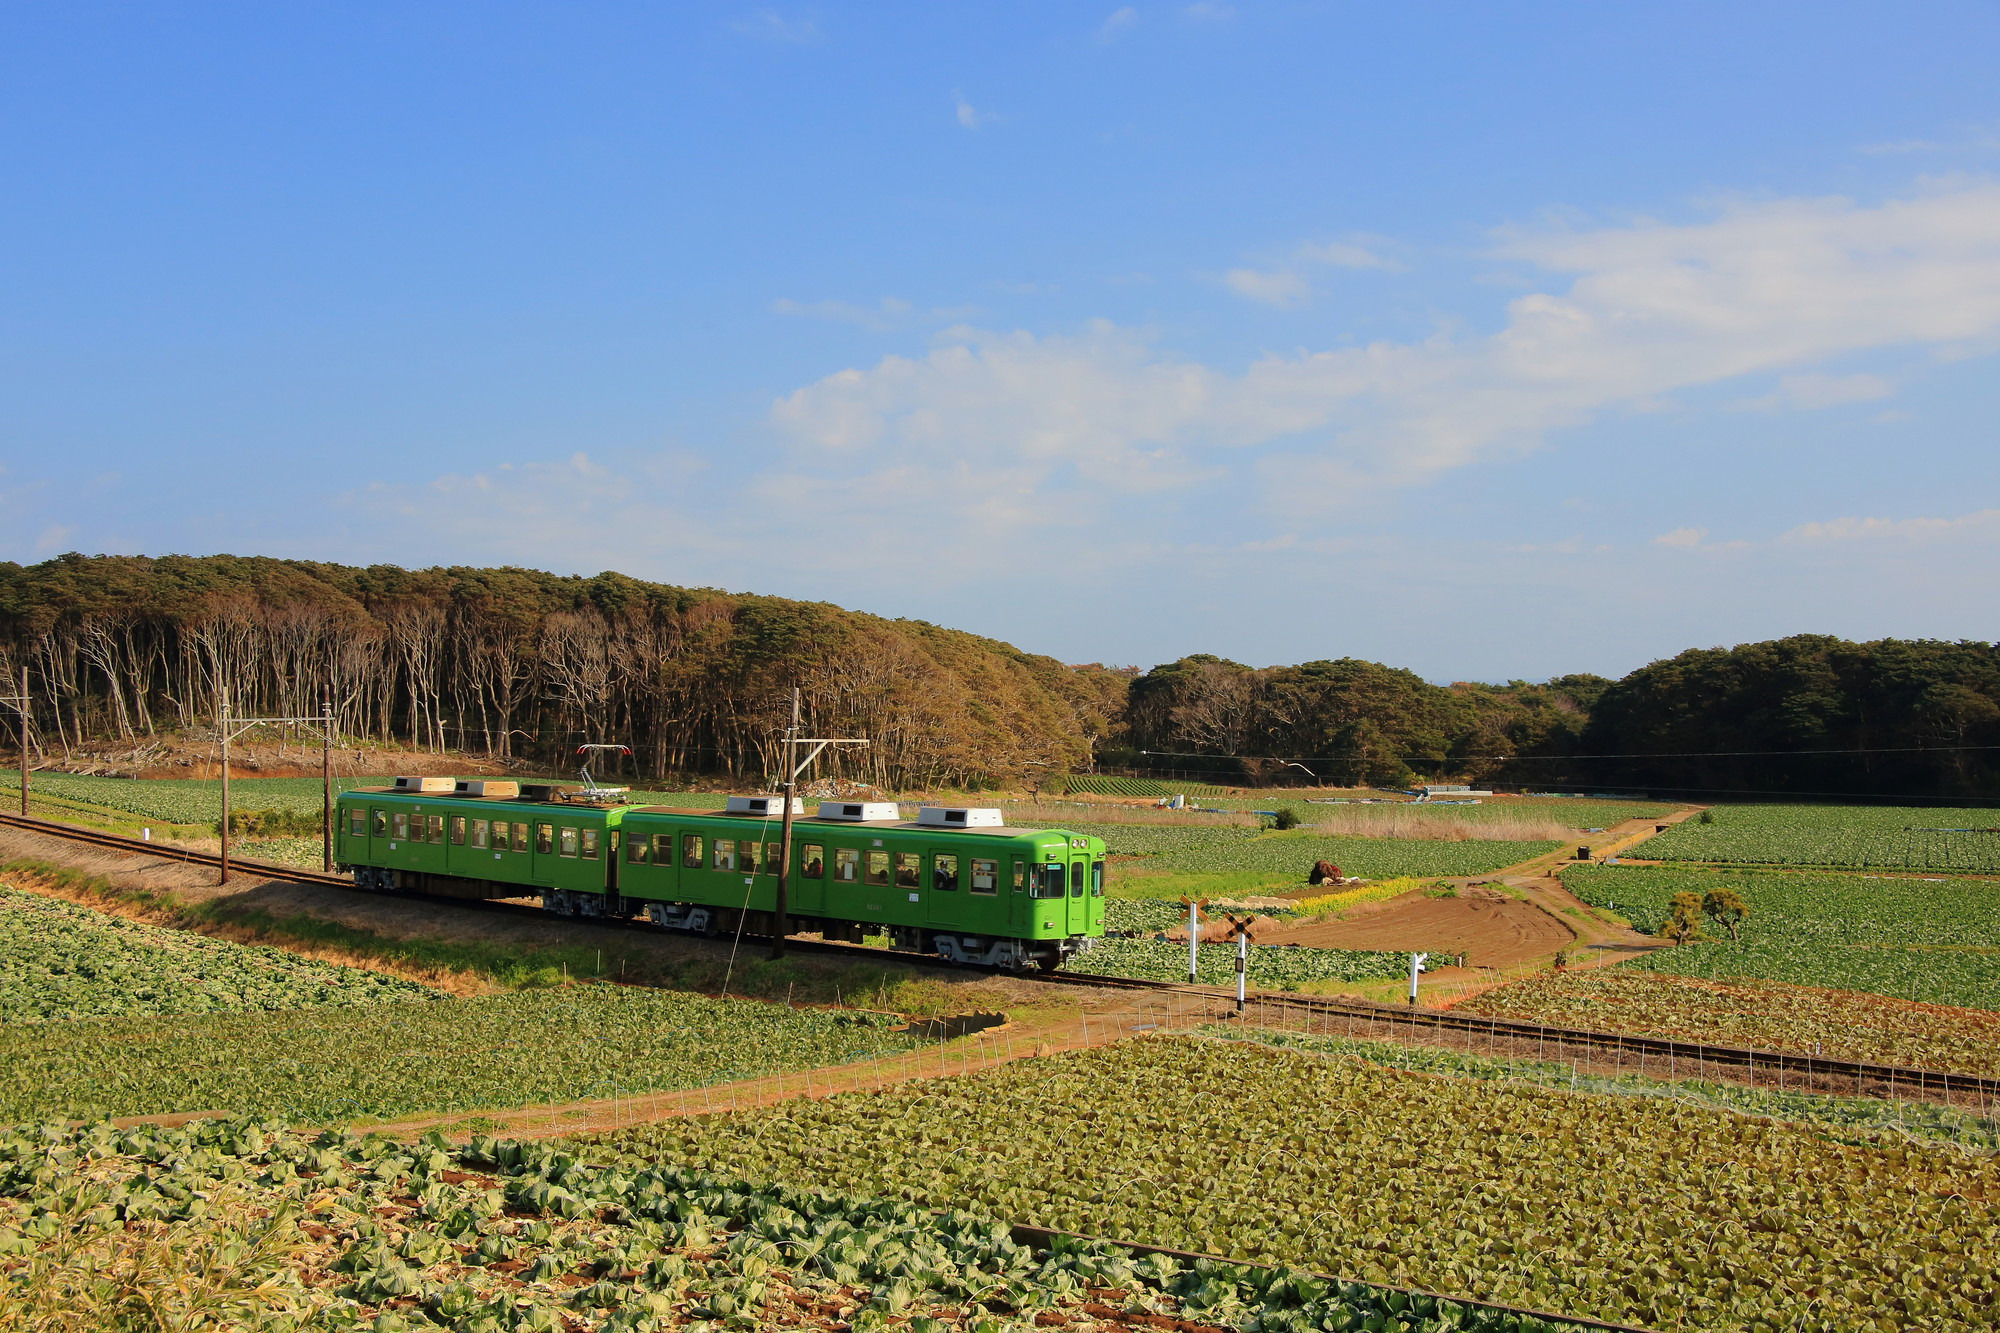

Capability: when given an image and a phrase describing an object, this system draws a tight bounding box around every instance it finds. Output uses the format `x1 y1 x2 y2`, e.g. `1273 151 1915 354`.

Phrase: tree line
4 555 1996 800
0 554 1127 791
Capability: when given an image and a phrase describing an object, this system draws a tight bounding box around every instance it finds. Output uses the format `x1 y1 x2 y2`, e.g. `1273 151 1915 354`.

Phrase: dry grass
0 1192 327 1333
1306 811 1575 842
1012 803 1259 829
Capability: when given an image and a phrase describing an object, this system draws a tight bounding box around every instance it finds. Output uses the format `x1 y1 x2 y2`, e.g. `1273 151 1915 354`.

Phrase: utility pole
770 688 867 959
2 665 28 817
216 689 342 885
320 701 334 872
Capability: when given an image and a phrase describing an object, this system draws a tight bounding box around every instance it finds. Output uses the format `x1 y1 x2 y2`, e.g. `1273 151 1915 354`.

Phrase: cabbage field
1066 938 1421 987
1637 803 2000 871
1458 967 2000 1075
1563 864 2000 1009
0 771 374 824
0 1117 1585 1333
0 985 918 1123
0 884 436 1022
580 1035 2000 1331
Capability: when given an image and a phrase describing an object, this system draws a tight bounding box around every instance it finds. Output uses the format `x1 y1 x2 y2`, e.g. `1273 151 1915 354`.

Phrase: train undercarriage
345 864 1080 971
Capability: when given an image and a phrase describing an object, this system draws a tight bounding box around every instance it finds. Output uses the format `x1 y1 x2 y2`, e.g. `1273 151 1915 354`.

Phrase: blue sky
4 2 1999 682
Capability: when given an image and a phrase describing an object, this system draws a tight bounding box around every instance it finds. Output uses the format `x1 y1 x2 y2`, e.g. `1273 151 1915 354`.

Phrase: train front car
333 776 632 913
616 800 1106 970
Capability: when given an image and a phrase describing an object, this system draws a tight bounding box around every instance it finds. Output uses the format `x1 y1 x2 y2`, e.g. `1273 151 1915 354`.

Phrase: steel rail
6 810 1996 1101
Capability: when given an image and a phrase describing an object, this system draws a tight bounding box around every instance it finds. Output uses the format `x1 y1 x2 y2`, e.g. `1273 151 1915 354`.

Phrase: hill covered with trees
4 555 1996 799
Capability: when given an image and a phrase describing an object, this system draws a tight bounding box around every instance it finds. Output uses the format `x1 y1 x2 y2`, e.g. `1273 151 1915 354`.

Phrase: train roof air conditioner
916 806 1004 828
725 795 806 816
816 801 902 822
454 780 520 798
392 776 456 793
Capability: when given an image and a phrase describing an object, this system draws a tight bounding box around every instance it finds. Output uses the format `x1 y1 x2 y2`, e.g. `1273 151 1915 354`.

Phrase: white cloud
731 10 821 43
772 296 914 330
954 92 998 130
1782 507 2000 543
1100 7 1138 39
1222 267 1309 307
1738 372 1895 412
1652 527 1708 548
765 182 2000 518
1298 239 1400 271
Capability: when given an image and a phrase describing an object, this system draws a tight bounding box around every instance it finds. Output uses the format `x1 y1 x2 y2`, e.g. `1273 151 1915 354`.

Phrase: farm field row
1104 831 1559 900
0 984 917 1124
1067 937 1421 988
1 1117 1575 1333
1639 803 2000 872
1457 967 2000 1075
1561 863 2000 1010
0 880 436 1022
1205 1025 2000 1150
1199 794 1677 824
580 1035 2000 1331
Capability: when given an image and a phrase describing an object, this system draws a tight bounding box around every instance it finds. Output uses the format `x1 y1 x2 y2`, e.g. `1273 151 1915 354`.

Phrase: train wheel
1036 955 1066 974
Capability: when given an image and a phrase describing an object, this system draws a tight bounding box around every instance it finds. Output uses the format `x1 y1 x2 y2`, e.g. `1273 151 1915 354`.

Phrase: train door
926 852 960 925
792 841 827 914
1008 857 1029 933
529 819 556 886
1065 855 1088 935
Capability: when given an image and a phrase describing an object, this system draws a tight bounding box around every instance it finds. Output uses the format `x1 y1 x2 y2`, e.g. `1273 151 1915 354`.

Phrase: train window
713 840 737 872
1012 859 1024 892
513 822 529 853
424 815 443 844
970 858 998 895
653 833 674 862
349 809 367 838
737 840 759 874
450 817 467 846
536 823 554 855
581 829 599 859
864 850 891 886
894 852 921 888
1070 862 1084 897
1034 865 1066 899
764 842 782 874
932 854 959 891
392 812 409 840
558 827 579 858
682 834 703 868
627 834 648 864
1091 861 1105 897
489 820 507 849
371 809 387 837
801 843 825 878
471 820 489 849
834 848 859 882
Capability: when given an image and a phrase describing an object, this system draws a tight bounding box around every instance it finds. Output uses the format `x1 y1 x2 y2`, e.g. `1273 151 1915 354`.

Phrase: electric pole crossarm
771 694 869 960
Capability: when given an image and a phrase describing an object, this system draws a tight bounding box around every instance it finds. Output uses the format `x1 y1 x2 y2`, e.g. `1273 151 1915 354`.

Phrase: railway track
6 810 1997 1105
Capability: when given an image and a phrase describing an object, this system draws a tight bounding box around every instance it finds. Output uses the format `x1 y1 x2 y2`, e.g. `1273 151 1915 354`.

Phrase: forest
3 554 1997 799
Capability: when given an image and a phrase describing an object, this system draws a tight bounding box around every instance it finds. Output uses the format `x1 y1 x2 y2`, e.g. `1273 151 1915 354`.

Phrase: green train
333 778 1106 970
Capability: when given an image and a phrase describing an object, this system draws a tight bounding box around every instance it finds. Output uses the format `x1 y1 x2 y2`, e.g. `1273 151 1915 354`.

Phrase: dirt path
1258 891 1576 969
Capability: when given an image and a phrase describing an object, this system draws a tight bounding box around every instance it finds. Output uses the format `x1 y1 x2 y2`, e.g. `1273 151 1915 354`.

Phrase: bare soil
1256 889 1577 969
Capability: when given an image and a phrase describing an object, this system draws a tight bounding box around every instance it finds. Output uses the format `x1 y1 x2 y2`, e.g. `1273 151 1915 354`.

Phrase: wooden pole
16 664 26 818
771 687 800 959
321 700 333 873
218 689 231 886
